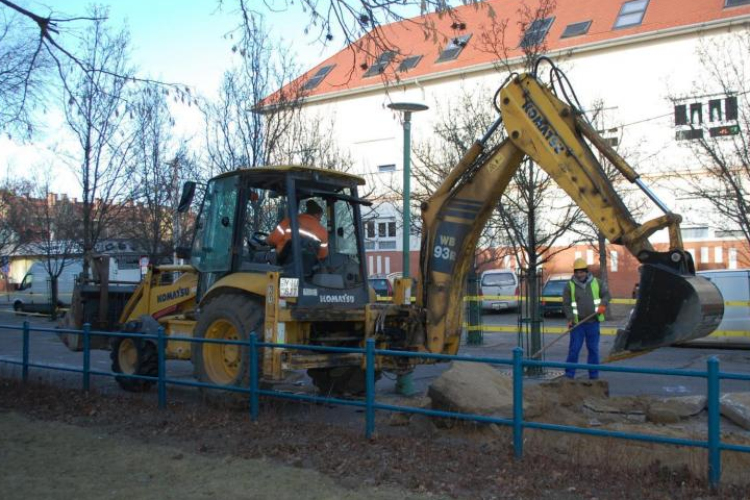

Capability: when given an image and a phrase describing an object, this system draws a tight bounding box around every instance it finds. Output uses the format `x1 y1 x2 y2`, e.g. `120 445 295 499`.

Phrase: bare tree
0 177 35 257
121 83 187 263
0 1 190 138
19 174 80 319
61 7 136 278
669 27 750 256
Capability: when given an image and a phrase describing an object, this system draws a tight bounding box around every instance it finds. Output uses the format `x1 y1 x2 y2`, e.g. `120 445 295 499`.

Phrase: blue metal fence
2 320 750 490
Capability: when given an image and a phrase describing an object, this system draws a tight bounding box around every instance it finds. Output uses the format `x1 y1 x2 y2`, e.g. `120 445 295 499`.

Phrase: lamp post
387 102 428 279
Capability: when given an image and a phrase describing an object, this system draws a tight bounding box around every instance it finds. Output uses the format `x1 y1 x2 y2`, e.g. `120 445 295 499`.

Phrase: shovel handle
530 312 599 359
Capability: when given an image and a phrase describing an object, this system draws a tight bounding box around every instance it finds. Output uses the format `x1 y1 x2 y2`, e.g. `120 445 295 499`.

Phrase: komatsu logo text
157 287 190 303
522 100 566 154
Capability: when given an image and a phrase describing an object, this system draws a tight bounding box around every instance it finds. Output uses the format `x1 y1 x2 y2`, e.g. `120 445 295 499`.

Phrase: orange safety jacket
268 213 329 259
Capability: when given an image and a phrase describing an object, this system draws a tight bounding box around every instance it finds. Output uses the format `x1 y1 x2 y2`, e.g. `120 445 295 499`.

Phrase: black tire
192 294 264 404
110 336 158 392
307 367 382 396
13 300 22 312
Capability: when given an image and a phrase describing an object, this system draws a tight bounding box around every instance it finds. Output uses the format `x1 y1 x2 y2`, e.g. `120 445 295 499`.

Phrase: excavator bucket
608 263 724 361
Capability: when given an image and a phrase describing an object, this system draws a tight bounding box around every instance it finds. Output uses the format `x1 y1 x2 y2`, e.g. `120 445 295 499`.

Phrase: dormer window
436 34 471 63
363 51 397 77
302 65 335 91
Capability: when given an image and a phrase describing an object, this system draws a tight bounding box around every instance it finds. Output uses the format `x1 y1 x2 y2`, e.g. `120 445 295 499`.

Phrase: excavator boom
419 69 723 360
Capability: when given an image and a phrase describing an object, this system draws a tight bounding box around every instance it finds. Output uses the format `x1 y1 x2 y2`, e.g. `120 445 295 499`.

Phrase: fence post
365 338 376 439
512 347 524 459
707 356 721 490
157 327 166 409
22 321 29 383
82 323 91 392
249 333 259 421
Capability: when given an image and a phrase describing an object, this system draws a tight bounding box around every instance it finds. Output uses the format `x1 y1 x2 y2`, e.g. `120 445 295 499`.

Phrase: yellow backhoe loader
60 59 723 394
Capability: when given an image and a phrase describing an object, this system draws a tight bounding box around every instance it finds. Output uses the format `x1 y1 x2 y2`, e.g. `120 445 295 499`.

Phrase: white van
692 269 750 347
14 261 82 313
480 268 519 312
13 258 141 313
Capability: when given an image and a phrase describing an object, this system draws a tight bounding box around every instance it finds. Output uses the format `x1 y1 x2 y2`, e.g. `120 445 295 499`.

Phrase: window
363 51 396 77
709 99 723 122
377 164 396 173
716 229 744 238
674 105 688 126
603 137 619 147
682 227 709 239
520 17 554 47
726 96 738 121
729 248 738 269
725 0 750 7
366 221 376 238
610 250 619 272
715 247 723 264
586 249 594 265
436 34 472 63
614 0 649 29
379 240 397 250
689 103 702 125
701 247 709 263
302 65 335 91
561 20 591 38
397 55 423 73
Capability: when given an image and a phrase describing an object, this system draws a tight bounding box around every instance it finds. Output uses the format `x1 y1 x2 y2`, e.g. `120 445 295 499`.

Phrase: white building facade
280 0 750 294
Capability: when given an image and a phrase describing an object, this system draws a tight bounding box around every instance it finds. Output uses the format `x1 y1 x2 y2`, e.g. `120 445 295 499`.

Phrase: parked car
689 269 750 347
368 275 393 299
541 277 568 317
480 269 519 312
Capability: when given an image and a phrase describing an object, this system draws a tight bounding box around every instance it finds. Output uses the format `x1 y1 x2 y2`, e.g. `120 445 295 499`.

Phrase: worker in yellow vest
562 258 610 379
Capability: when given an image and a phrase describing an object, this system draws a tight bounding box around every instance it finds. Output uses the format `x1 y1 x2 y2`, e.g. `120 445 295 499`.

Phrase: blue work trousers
565 321 600 379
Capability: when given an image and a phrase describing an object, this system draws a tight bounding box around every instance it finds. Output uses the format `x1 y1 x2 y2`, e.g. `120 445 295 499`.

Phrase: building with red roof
273 0 750 292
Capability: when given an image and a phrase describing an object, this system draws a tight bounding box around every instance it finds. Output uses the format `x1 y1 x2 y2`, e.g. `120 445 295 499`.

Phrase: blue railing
2 320 750 490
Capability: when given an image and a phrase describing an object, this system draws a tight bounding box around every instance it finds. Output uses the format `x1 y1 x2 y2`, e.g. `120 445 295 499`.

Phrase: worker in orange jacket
268 199 329 260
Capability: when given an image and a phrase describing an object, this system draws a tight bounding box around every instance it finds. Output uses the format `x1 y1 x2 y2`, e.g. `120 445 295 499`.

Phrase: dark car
541 278 568 317
368 276 393 299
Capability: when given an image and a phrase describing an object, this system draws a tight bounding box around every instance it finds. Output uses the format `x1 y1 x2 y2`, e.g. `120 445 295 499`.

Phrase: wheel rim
118 339 138 374
203 319 241 385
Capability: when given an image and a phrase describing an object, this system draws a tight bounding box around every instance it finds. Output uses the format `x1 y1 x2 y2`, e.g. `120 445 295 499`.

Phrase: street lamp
387 102 428 279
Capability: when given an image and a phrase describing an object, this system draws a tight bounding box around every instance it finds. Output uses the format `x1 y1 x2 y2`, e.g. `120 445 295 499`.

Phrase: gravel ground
1 379 748 499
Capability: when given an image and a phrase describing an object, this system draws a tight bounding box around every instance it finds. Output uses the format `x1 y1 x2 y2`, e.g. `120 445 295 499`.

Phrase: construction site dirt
1 377 749 500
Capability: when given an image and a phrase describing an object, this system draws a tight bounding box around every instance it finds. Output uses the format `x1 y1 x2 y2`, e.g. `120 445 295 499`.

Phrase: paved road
0 305 748 400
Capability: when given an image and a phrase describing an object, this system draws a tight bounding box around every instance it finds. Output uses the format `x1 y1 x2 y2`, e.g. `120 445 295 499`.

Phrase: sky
0 0 343 196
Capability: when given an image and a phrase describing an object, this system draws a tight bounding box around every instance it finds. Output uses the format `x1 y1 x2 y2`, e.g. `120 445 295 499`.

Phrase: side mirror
177 181 197 213
175 246 192 259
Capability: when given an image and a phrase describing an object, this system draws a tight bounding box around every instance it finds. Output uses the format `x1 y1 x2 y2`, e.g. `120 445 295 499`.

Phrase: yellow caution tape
463 324 750 337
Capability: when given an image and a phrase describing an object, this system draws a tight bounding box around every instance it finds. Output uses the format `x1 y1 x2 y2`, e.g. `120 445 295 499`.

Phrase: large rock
720 392 750 430
428 362 517 417
646 395 706 424
583 396 647 424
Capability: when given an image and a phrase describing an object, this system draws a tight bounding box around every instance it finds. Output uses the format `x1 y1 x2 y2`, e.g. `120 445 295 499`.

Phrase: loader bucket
608 263 724 361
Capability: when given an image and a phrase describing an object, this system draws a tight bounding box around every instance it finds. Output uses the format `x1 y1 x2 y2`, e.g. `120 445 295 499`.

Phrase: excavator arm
418 71 724 360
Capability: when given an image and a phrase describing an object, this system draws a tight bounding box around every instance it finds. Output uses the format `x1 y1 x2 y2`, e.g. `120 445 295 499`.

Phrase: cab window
191 176 238 273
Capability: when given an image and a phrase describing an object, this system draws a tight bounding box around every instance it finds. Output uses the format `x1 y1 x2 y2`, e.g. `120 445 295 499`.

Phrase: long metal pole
402 111 412 278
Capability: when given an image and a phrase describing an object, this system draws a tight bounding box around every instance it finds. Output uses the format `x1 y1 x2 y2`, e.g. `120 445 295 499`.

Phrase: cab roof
212 165 366 187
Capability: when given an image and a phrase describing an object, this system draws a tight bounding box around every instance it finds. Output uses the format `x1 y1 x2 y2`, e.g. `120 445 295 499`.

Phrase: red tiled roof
290 0 750 99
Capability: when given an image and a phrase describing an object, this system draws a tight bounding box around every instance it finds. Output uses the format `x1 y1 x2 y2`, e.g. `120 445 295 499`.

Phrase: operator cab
188 166 370 307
